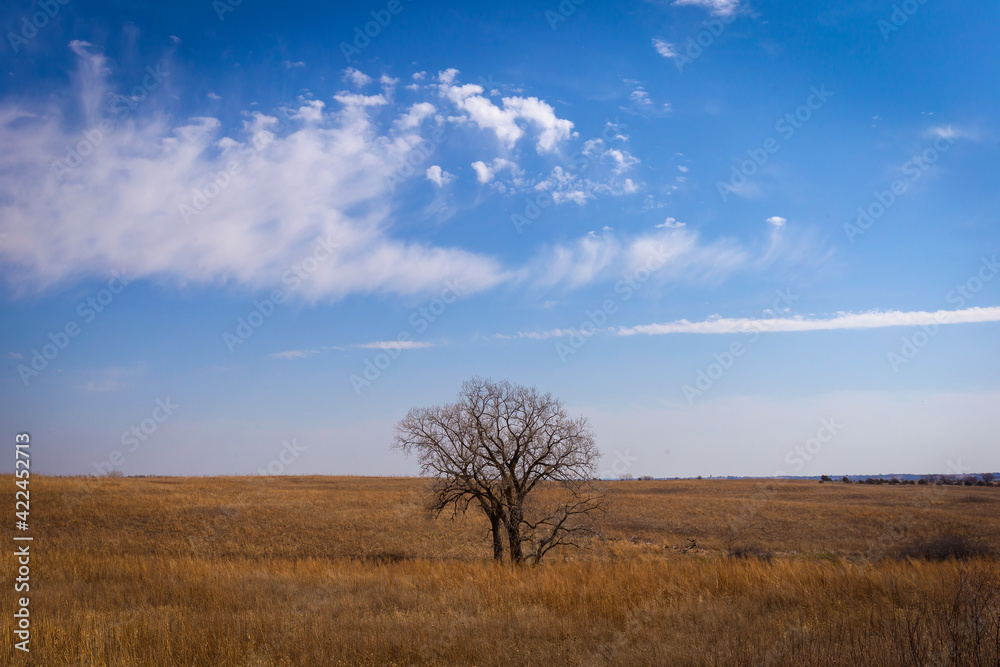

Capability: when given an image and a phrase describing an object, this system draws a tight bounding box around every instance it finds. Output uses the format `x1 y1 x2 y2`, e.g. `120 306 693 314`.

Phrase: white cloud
532 162 641 205
293 99 325 123
496 329 575 341
344 67 372 86
604 148 639 174
724 180 761 199
582 140 639 174
530 231 622 290
471 160 493 183
440 75 574 153
534 166 592 205
672 0 740 16
501 96 575 152
395 102 436 129
74 366 138 392
925 124 978 142
332 91 386 108
0 46 508 302
425 165 455 187
616 306 1000 336
283 60 306 69
620 228 750 284
207 92 222 101
652 38 678 58
76 379 131 392
502 306 1000 341
657 217 686 229
270 350 319 360
931 125 959 139
0 46 818 306
273 341 434 356
471 158 518 184
528 222 778 292
604 120 629 142
353 340 435 350
380 74 399 86
581 138 603 155
766 216 786 229
630 87 652 107
438 68 459 84
525 217 818 295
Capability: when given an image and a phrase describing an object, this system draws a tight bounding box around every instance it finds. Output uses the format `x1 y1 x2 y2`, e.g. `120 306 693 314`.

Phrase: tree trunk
490 514 504 561
505 506 524 564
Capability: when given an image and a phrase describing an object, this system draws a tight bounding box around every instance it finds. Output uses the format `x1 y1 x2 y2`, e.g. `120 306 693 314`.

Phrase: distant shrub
728 544 774 562
364 551 410 564
894 534 996 562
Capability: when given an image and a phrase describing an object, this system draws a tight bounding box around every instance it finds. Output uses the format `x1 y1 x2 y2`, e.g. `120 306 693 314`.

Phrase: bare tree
392 377 604 564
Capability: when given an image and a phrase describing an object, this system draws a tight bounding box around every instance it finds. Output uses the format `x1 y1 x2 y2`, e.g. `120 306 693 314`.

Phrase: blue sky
1 0 998 478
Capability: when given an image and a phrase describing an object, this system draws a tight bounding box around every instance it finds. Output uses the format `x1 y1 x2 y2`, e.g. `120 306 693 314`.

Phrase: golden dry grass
3 475 999 666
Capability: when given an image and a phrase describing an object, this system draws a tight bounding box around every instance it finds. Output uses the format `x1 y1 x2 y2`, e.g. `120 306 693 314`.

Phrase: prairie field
3 475 1000 666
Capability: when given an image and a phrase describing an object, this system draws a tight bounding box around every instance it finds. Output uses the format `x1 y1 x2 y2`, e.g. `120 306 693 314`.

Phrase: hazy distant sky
1 0 998 478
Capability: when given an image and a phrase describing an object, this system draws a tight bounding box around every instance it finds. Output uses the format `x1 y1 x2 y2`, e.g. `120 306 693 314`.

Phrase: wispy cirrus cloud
352 340 435 350
73 365 141 391
924 124 982 142
672 0 741 17
616 306 1000 336
528 216 815 293
269 350 320 360
652 38 678 59
495 329 575 341
75 378 132 392
270 340 434 359
500 306 1000 341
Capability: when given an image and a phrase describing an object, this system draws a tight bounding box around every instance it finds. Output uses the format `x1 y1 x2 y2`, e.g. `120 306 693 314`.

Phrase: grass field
3 475 999 665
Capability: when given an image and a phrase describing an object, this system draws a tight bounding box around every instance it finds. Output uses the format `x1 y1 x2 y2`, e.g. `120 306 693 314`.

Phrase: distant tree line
820 473 998 486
